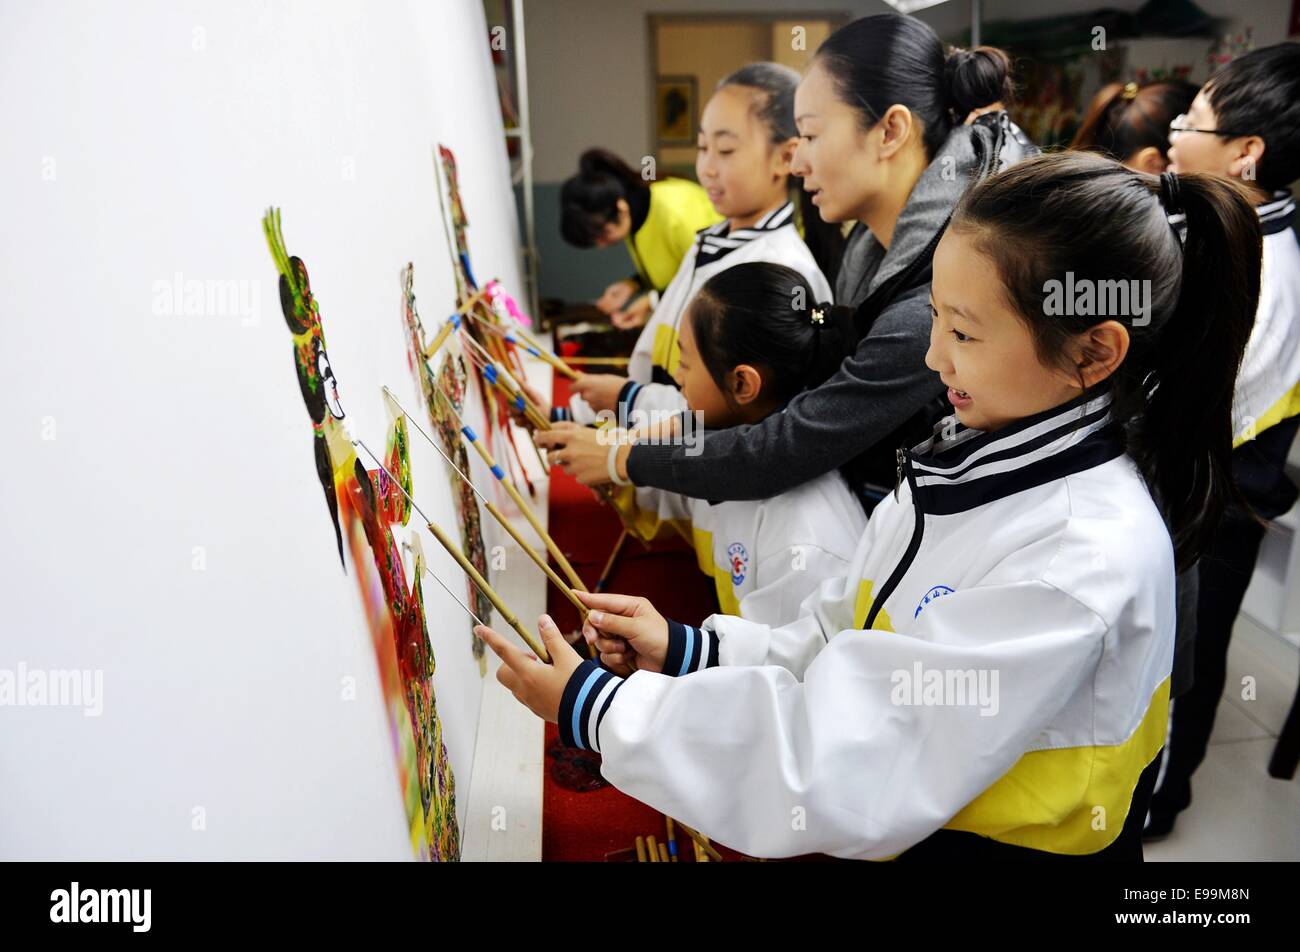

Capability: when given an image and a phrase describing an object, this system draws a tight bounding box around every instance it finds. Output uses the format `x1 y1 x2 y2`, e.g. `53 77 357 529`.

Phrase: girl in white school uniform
479 152 1264 862
540 63 835 424
610 262 867 626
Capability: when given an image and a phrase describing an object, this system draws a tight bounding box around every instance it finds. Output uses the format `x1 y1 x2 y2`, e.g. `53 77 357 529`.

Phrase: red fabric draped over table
540 375 726 862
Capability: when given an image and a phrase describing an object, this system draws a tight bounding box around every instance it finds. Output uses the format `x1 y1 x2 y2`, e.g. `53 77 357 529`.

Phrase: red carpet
540 375 734 861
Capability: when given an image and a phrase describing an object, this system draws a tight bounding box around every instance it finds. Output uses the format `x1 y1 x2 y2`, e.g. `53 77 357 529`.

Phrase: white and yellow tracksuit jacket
554 202 833 425
1229 192 1299 445
558 388 1175 859
615 470 867 626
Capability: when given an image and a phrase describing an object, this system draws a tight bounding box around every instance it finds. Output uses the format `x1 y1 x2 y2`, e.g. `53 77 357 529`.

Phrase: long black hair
950 151 1262 570
717 62 845 283
688 261 856 407
559 148 650 248
815 14 1013 160
1071 80 1197 163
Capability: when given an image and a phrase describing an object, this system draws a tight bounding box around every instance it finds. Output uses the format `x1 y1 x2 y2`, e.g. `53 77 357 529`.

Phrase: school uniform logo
727 542 749 586
915 585 956 618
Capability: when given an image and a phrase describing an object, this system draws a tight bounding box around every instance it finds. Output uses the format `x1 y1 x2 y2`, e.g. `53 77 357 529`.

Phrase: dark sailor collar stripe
908 388 1126 515
696 202 794 265
1259 190 1295 236
1172 190 1294 237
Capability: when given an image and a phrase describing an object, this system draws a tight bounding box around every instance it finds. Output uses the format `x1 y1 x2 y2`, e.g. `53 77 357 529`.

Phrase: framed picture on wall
655 75 697 145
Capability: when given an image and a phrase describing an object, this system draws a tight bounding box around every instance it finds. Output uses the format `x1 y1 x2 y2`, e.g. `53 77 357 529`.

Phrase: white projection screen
0 0 529 859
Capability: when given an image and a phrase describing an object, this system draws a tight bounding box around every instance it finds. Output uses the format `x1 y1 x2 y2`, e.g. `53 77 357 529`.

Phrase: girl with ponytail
480 152 1263 862
539 62 836 429
943 152 1260 572
607 261 866 627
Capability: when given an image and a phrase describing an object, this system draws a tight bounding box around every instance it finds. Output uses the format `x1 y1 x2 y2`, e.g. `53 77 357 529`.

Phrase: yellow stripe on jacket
691 525 742 617
1234 380 1300 447
850 578 1166 856
651 323 681 380
945 678 1169 854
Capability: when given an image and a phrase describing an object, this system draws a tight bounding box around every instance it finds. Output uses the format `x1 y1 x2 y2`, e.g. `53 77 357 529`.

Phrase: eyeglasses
1168 113 1254 144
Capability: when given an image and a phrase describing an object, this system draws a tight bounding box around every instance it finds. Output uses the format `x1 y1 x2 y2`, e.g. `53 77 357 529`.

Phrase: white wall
0 0 523 859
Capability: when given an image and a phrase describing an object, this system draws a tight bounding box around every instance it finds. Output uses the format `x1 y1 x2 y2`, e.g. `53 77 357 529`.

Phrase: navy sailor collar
1259 189 1296 237
1171 189 1295 238
905 386 1126 515
694 201 795 267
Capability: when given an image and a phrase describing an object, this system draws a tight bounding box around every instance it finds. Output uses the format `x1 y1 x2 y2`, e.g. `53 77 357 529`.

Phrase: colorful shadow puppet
435 144 540 494
437 143 475 297
401 263 489 674
263 207 459 861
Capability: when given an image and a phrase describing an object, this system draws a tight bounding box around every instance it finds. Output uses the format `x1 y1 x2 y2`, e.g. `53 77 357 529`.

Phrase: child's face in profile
674 307 749 429
697 85 793 226
926 229 1087 433
1167 89 1253 182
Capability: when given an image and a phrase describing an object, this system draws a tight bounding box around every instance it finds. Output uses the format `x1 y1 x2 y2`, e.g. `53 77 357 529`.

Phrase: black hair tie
1159 171 1183 215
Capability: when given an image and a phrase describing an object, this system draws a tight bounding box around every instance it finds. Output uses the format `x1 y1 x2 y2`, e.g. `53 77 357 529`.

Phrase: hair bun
944 45 1013 118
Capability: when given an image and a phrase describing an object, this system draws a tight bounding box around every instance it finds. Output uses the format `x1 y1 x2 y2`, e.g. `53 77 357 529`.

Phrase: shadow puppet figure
263 208 459 861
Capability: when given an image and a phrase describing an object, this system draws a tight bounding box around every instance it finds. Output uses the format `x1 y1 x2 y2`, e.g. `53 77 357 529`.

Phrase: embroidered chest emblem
727 542 749 586
915 585 956 618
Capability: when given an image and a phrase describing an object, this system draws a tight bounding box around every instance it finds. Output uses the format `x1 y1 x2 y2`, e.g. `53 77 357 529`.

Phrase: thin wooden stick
465 305 580 381
435 309 538 427
419 327 631 591
480 279 582 381
355 439 549 662
518 338 580 380
665 816 679 863
421 288 491 360
563 356 631 367
420 295 549 498
482 434 584 589
483 498 589 622
440 324 553 445
423 518 548 661
384 389 589 626
400 540 487 628
456 286 490 316
463 329 550 426
595 530 630 593
461 333 551 430
428 383 589 597
675 821 722 862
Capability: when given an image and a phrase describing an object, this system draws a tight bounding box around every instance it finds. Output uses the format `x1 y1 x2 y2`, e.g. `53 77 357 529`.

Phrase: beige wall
655 19 772 169
524 0 883 183
772 18 836 70
652 18 840 169
523 0 1297 185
